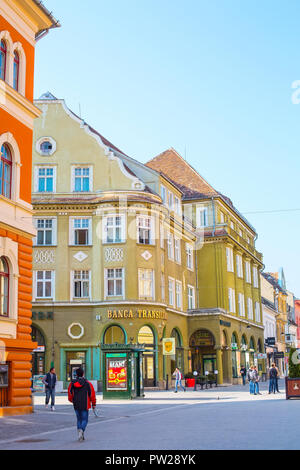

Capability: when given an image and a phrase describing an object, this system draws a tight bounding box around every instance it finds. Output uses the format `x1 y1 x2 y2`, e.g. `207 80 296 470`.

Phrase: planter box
285 377 300 399
185 378 195 388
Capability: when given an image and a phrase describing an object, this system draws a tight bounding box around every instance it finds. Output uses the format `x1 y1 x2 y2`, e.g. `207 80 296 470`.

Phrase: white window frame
196 206 208 227
34 270 55 300
253 266 259 288
102 214 126 244
71 270 91 300
71 165 93 192
137 215 155 245
69 217 92 246
186 243 194 271
167 232 174 260
138 269 155 300
238 292 245 317
228 288 236 313
174 196 182 216
255 302 261 323
34 165 57 193
174 237 181 264
34 217 57 246
236 254 243 278
188 285 195 310
104 268 125 299
176 280 183 310
226 247 234 272
245 261 251 284
161 185 167 205
168 277 175 307
247 297 253 320
160 223 165 249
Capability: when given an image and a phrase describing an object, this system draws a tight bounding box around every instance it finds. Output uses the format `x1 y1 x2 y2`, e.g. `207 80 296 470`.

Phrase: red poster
107 357 127 390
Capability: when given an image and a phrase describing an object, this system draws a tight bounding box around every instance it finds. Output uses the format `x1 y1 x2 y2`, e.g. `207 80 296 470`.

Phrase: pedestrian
42 367 57 411
268 363 278 394
247 365 255 394
173 367 186 393
240 365 247 386
68 367 96 442
253 365 262 395
275 364 281 392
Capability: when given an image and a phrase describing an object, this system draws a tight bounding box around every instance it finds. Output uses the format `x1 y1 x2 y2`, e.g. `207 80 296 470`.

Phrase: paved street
0 380 299 450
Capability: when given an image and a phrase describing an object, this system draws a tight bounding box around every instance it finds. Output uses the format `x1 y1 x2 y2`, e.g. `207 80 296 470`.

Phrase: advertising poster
33 375 45 392
163 338 175 356
107 354 127 391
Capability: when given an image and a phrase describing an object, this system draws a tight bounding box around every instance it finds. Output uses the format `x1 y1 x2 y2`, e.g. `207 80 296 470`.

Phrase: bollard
166 374 169 391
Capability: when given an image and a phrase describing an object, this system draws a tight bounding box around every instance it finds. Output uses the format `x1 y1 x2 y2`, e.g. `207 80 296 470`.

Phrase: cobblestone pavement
0 380 299 450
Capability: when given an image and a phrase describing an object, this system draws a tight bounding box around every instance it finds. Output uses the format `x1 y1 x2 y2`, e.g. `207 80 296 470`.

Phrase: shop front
189 329 216 375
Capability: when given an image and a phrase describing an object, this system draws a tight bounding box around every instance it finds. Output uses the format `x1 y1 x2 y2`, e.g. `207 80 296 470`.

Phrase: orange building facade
0 0 59 416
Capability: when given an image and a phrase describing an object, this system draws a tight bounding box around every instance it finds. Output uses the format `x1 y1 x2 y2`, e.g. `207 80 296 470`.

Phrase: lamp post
193 371 198 391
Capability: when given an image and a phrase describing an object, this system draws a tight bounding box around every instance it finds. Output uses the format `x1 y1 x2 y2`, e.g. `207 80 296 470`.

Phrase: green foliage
288 348 300 378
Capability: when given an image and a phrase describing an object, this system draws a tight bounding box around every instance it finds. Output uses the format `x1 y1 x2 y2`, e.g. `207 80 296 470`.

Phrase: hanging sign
163 338 176 356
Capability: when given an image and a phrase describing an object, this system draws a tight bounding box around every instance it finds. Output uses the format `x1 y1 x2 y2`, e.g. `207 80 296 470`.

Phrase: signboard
33 346 45 353
231 343 238 350
257 353 267 359
106 354 127 391
266 337 276 346
163 338 176 356
33 375 45 392
274 352 285 359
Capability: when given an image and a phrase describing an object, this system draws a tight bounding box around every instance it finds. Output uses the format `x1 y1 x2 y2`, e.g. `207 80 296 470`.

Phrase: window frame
0 143 12 199
72 270 91 300
104 268 125 299
186 243 194 271
34 217 57 246
138 268 155 300
35 166 56 193
71 165 93 193
0 257 9 317
102 214 126 244
70 217 92 246
187 285 195 310
0 40 7 81
137 215 155 246
34 270 55 300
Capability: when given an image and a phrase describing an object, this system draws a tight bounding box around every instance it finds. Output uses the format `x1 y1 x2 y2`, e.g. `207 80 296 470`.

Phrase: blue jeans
175 379 185 392
250 381 259 394
254 381 259 394
269 378 276 393
45 388 55 407
75 410 89 432
242 375 246 385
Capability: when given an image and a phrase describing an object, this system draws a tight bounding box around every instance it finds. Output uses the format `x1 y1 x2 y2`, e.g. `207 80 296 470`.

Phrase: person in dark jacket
68 367 96 441
42 367 57 411
269 363 278 394
240 366 247 386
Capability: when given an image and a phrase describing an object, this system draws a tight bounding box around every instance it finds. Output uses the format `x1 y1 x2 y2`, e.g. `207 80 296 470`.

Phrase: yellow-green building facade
31 94 265 389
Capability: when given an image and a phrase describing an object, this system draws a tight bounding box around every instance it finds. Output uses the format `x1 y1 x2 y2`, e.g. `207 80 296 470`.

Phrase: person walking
240 365 247 386
268 363 278 394
275 364 281 392
68 367 96 442
247 365 255 394
42 367 57 411
173 367 186 393
253 365 262 395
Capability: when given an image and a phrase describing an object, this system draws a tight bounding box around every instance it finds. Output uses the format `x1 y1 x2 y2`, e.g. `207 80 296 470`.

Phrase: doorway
138 326 156 387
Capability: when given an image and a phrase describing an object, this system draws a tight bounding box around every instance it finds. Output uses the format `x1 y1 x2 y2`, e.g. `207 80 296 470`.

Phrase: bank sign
107 309 168 320
106 354 127 391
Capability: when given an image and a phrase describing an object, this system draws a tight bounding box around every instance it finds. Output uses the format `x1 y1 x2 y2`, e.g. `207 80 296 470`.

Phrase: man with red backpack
68 367 96 441
173 367 186 393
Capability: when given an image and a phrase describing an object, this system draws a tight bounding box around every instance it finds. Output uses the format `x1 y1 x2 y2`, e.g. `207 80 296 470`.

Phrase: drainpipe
212 197 216 237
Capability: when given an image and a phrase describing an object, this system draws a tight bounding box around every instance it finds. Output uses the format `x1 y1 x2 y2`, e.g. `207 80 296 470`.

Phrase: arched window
104 325 126 344
0 40 7 81
138 326 156 387
13 51 19 91
0 257 9 317
0 144 12 199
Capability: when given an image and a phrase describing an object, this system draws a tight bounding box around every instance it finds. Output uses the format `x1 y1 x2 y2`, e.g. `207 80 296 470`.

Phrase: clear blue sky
35 0 300 297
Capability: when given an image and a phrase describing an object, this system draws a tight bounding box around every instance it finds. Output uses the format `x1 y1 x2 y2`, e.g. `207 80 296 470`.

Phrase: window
0 40 7 81
236 254 243 278
138 269 155 300
105 268 124 298
167 233 174 260
13 51 19 91
137 216 154 245
35 271 54 299
196 207 208 227
40 141 53 155
174 196 181 215
36 167 55 192
35 218 56 246
230 221 235 230
176 281 182 310
228 288 236 313
168 191 174 211
160 223 164 249
186 243 194 270
73 271 90 298
0 257 9 317
103 215 125 244
253 266 259 288
168 278 175 307
247 298 253 320
161 185 167 204
245 261 251 283
0 144 12 199
71 218 91 246
188 285 195 309
174 237 181 264
255 302 261 323
36 137 56 156
238 293 245 317
73 167 92 192
220 211 225 224
226 247 234 272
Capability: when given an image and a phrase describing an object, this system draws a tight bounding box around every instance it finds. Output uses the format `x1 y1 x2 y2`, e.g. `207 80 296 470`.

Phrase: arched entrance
170 328 184 374
249 337 255 365
138 326 156 387
189 329 216 375
31 326 46 376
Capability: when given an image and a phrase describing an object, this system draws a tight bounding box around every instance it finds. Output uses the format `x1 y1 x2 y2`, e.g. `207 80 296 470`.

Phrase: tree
288 348 300 378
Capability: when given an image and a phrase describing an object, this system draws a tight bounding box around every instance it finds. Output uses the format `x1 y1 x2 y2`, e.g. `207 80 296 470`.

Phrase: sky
34 0 300 297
